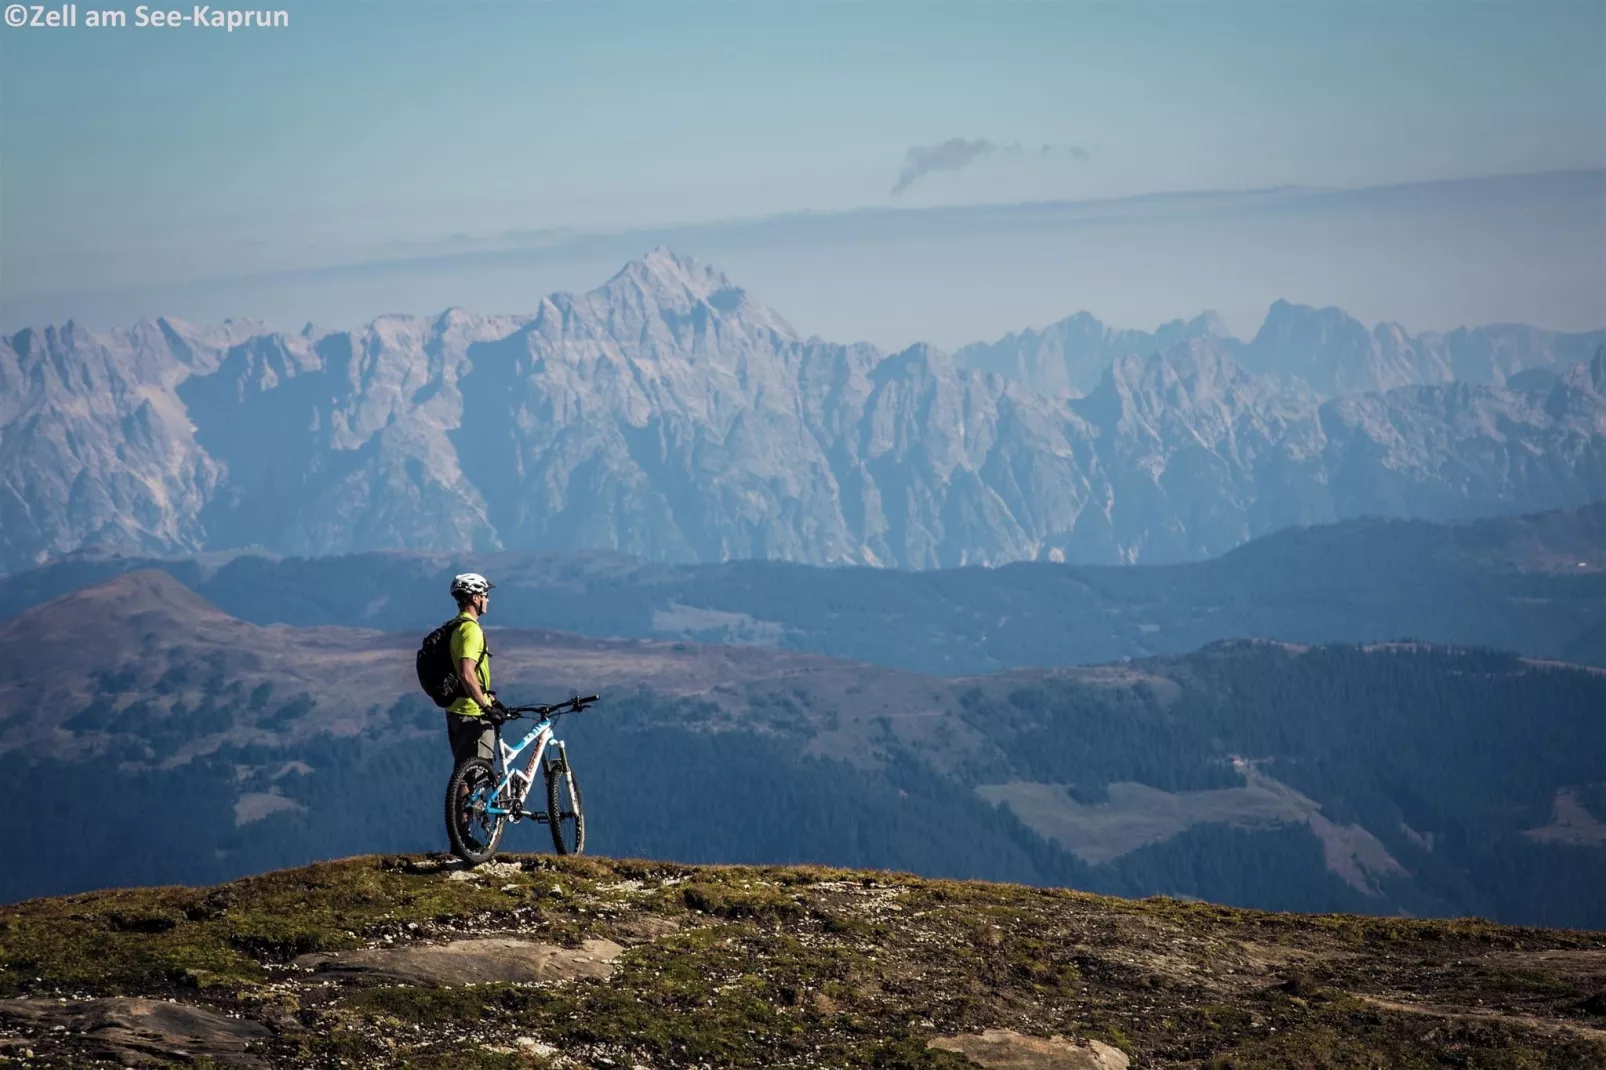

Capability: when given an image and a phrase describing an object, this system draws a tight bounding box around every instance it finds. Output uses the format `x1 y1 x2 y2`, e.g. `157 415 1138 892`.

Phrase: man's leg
446 714 469 766
447 714 475 821
447 714 497 820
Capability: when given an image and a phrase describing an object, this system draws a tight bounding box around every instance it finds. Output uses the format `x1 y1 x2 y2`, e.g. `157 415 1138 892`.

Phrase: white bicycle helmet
449 572 496 599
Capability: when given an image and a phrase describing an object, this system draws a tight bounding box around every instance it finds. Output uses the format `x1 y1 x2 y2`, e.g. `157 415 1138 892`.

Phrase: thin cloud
893 138 1093 195
892 138 999 196
1041 143 1093 161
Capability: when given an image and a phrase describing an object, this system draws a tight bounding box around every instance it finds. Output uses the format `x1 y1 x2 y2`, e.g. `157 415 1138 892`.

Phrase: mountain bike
444 694 598 864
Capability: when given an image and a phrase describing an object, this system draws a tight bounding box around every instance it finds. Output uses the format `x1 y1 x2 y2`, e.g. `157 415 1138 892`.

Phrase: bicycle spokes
460 774 499 847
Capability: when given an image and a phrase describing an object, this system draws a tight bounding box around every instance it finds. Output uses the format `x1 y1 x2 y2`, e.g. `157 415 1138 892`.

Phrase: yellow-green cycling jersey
446 612 491 717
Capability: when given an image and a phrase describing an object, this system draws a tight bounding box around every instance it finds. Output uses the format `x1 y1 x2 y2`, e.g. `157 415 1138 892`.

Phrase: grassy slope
1 854 1603 1068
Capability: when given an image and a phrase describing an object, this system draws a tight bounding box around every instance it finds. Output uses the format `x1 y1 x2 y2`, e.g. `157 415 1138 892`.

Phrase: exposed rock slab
294 937 624 986
928 1029 1130 1070
0 996 270 1067
610 913 683 946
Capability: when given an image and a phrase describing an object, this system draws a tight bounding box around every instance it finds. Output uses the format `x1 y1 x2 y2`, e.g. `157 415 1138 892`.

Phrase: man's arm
459 656 493 710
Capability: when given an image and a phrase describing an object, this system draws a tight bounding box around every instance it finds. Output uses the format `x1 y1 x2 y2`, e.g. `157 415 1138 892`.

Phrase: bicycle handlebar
498 694 600 720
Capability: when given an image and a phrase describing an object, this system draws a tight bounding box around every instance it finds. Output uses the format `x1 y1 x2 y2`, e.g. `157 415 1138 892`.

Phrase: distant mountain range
4 504 1602 676
3 569 1604 927
3 248 1602 573
957 300 1606 400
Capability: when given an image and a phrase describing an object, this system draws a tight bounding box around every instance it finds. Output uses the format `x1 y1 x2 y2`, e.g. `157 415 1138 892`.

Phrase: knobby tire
446 757 505 864
546 757 585 855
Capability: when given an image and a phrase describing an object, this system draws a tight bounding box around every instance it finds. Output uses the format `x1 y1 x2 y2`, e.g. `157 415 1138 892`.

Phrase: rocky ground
1 854 1603 1068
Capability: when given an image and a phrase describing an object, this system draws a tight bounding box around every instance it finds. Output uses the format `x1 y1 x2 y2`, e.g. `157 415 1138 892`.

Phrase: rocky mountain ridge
957 297 1606 399
3 248 1603 572
2 854 1603 1068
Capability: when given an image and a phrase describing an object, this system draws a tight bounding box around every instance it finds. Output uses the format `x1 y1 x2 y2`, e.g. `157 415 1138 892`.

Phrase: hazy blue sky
2 0 1603 342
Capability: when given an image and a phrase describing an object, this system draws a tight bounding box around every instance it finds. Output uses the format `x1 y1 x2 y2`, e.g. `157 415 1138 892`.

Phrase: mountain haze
3 249 1602 572
953 298 1606 400
3 504 1602 676
950 309 1231 397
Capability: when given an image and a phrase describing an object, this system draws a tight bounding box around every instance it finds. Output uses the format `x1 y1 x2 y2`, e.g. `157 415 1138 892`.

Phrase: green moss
1478 969 1577 995
0 885 268 995
679 880 804 921
815 907 884 940
0 856 555 996
5 854 1604 1067
345 984 510 1025
1102 1023 1135 1055
1207 1018 1572 1069
319 918 881 1067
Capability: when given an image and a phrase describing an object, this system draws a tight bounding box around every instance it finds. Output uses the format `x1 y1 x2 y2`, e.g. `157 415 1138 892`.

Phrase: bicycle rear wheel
446 758 506 864
545 755 585 855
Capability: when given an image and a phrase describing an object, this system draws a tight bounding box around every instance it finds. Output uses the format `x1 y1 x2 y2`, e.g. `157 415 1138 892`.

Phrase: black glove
483 697 509 722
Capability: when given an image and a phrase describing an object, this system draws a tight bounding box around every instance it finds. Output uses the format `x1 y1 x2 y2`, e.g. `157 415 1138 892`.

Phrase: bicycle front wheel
446 758 506 864
545 755 585 855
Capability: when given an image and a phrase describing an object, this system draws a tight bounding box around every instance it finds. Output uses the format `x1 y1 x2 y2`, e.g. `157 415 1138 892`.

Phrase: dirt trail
1359 995 1606 1043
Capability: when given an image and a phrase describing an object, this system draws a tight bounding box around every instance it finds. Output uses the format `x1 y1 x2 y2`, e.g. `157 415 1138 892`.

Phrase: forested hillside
2 572 1603 927
3 504 1600 675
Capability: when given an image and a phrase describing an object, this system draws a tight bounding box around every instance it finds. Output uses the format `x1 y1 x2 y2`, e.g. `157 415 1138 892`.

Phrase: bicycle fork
547 740 578 818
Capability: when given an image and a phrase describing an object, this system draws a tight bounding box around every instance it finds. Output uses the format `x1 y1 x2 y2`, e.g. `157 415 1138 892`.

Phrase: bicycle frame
480 716 573 821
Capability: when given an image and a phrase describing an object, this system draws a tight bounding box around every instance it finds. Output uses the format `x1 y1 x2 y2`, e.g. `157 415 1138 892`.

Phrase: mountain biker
445 572 503 767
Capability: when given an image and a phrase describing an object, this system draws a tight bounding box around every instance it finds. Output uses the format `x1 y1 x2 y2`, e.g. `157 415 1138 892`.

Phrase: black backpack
416 617 486 709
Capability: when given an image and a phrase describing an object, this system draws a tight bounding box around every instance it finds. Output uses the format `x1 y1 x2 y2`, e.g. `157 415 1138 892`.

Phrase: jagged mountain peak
1242 301 1435 397
1372 319 1412 344
1252 299 1368 346
870 341 957 384
1148 310 1233 341
1 255 1603 574
589 246 797 340
424 306 501 347
1111 334 1246 386
952 307 1238 399
599 246 737 304
1074 335 1294 441
1190 309 1233 337
142 314 262 340
37 320 95 348
366 311 430 334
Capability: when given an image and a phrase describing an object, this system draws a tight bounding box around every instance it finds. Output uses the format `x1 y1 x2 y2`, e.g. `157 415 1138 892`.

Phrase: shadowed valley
2 567 1604 930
